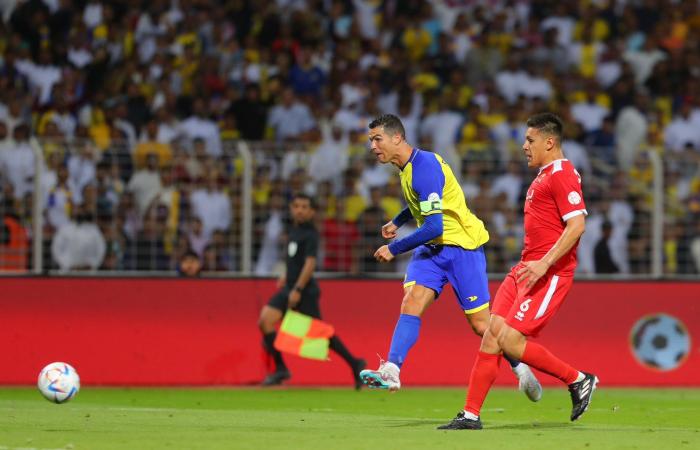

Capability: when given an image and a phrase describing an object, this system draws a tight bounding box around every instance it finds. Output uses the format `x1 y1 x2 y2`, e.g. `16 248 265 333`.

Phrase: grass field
1 387 699 449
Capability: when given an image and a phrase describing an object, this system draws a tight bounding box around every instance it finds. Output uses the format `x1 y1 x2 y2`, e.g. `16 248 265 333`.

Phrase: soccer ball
37 362 81 404
630 314 691 371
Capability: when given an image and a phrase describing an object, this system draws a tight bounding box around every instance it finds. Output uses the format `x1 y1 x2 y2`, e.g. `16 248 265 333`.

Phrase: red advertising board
1 278 698 386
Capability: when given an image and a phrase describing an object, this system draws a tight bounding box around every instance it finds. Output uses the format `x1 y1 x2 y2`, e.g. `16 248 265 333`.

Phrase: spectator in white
596 44 623 89
623 34 666 86
664 102 700 154
155 107 181 145
179 98 222 156
352 0 379 40
359 151 391 199
267 87 316 141
607 182 635 274
254 193 285 276
490 159 524 208
561 122 592 176
450 12 472 65
46 89 77 139
67 31 93 69
51 208 106 272
339 67 368 111
109 101 137 150
495 53 529 104
530 27 570 74
127 153 162 217
519 65 553 101
67 141 96 205
491 106 527 166
540 3 575 46
186 216 209 257
307 123 349 185
134 7 165 64
45 163 73 230
615 93 649 170
14 47 62 105
190 170 231 238
0 95 31 133
82 1 103 28
570 82 610 133
420 92 463 173
396 93 422 146
576 205 604 275
0 123 35 200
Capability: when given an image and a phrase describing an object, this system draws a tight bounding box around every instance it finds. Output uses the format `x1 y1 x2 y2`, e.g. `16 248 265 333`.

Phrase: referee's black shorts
267 285 322 319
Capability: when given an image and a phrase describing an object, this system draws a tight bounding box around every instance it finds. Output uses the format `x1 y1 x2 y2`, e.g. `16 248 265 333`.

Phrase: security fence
1 136 697 278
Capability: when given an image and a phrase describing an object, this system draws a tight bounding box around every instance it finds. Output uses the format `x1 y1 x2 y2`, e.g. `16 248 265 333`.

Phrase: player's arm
517 168 587 287
375 158 445 261
289 230 319 308
381 207 412 238
517 214 585 286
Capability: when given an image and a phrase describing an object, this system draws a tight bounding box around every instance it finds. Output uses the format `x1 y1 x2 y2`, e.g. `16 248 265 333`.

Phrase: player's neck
393 143 415 169
539 149 565 168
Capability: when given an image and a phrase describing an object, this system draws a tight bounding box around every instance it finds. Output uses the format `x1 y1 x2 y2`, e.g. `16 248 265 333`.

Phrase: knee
400 292 420 315
469 316 489 336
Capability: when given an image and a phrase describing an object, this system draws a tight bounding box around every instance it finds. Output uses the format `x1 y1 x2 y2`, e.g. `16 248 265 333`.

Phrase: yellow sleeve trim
464 302 489 315
403 280 417 288
422 210 442 216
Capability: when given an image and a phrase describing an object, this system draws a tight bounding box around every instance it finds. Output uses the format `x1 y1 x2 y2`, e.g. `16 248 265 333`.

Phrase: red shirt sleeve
550 166 587 221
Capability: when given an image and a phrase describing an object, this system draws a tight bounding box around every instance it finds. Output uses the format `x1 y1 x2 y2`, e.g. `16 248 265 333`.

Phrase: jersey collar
538 158 568 174
400 148 419 171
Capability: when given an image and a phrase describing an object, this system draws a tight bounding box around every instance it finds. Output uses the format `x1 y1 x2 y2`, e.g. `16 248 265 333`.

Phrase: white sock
574 371 585 383
511 362 528 377
462 410 479 420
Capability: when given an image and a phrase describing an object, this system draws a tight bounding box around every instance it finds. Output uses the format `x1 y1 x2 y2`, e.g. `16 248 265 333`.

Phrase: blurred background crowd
1 0 700 276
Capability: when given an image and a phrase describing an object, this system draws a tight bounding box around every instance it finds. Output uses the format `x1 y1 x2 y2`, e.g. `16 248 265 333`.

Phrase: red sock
464 351 502 416
521 341 579 385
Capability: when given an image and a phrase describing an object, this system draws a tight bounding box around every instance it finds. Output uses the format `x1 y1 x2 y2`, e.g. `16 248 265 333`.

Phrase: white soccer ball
37 362 81 404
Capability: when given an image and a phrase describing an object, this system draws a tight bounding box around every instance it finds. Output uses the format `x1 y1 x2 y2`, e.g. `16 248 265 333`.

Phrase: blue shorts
404 245 490 314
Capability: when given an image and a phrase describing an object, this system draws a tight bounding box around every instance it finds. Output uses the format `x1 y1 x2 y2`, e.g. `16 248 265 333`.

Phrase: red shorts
491 263 574 337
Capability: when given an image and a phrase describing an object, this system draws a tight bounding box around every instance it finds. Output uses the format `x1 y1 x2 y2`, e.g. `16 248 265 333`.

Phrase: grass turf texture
1 387 699 450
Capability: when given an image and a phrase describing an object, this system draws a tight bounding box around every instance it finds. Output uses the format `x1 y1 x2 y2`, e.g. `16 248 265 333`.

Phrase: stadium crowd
1 0 700 275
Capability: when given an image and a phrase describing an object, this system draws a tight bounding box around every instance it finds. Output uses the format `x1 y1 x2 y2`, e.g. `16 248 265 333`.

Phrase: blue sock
503 354 520 369
388 314 422 368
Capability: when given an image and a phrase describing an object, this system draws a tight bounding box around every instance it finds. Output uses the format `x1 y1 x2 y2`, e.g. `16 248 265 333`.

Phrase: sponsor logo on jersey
467 295 478 302
288 242 298 257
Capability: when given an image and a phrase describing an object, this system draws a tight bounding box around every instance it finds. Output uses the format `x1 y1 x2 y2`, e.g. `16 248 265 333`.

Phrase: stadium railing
0 136 695 278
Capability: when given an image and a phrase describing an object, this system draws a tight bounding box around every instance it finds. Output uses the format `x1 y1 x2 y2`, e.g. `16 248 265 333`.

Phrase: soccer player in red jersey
439 113 599 430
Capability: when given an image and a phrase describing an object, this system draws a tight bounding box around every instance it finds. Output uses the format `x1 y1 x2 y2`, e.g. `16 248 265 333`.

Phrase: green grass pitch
1 387 699 449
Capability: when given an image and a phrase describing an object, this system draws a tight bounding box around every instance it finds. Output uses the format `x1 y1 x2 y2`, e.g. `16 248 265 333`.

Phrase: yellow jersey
399 148 489 249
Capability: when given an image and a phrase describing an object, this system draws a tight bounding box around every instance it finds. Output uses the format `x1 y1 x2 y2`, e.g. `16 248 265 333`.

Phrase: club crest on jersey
288 242 298 257
567 191 582 205
526 188 534 202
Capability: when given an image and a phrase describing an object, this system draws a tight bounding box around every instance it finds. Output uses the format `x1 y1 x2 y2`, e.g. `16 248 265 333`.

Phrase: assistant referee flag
274 310 335 360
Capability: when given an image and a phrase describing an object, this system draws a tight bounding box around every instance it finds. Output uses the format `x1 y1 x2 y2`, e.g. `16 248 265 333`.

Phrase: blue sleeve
388 213 443 255
412 154 445 216
391 207 413 227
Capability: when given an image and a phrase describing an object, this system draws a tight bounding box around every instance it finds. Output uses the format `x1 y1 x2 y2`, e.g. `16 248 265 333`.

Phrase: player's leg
302 288 367 389
258 290 291 386
448 248 542 402
361 284 437 390
498 274 599 421
361 246 445 391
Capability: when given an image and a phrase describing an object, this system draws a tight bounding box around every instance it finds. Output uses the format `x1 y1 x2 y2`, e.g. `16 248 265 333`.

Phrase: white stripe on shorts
534 275 559 320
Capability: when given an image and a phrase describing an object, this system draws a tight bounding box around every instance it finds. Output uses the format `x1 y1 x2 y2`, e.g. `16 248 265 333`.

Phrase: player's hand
374 245 395 262
381 221 398 239
516 260 551 289
287 290 301 309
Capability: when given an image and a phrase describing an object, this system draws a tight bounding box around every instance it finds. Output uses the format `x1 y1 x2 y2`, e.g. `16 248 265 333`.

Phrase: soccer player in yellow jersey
360 114 541 399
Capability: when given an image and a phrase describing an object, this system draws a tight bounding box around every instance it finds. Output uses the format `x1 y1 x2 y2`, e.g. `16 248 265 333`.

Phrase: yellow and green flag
274 310 335 360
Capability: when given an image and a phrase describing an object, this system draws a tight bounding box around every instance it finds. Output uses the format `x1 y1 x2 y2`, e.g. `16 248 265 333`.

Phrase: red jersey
521 159 586 276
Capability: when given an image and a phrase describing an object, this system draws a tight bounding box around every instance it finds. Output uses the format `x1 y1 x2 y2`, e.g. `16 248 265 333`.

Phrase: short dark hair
292 192 316 209
526 113 563 143
368 114 406 140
